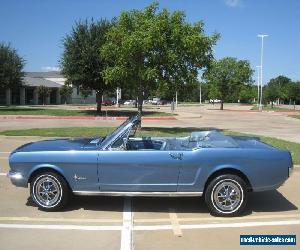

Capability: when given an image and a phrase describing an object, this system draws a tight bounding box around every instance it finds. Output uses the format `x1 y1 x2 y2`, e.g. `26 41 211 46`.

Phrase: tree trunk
134 97 138 108
220 100 224 110
271 101 274 109
96 91 102 115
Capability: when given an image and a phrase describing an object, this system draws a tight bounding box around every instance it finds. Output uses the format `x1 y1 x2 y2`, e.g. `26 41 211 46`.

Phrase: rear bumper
7 171 27 187
252 178 287 192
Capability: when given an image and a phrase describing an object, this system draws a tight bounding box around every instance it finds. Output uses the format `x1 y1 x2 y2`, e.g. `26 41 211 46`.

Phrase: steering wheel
119 138 128 150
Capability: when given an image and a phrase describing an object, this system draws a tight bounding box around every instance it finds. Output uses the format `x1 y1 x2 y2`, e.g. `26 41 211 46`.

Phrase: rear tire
30 171 70 211
205 174 248 217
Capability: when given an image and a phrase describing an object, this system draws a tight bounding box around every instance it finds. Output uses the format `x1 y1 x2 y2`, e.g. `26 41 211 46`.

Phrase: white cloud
225 0 242 7
41 66 61 71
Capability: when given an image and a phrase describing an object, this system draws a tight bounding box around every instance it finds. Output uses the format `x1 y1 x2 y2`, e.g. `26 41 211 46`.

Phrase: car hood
13 138 102 152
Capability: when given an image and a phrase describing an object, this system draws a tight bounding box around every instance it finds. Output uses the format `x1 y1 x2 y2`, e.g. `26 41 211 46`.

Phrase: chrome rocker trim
73 191 203 197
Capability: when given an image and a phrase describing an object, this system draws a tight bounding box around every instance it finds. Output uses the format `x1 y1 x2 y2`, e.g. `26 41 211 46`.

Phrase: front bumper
289 166 294 177
7 171 27 187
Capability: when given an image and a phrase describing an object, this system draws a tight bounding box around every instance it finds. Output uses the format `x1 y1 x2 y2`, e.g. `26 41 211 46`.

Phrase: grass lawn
0 127 299 164
0 107 174 117
289 115 300 120
251 105 298 111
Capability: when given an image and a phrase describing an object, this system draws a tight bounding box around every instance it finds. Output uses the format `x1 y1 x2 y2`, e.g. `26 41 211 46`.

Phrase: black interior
127 138 164 150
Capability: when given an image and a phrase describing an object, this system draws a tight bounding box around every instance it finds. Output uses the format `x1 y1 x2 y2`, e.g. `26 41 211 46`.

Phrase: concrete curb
0 115 177 121
207 109 300 113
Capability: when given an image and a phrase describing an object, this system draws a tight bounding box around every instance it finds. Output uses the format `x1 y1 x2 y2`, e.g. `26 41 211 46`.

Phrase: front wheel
205 174 248 216
30 171 70 211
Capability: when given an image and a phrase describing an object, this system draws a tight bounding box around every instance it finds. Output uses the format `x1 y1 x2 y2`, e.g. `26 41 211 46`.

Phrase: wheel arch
204 168 252 193
28 165 71 191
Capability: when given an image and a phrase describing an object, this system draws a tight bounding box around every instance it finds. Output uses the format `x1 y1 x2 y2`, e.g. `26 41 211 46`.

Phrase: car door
45 150 99 192
176 149 205 192
98 150 183 192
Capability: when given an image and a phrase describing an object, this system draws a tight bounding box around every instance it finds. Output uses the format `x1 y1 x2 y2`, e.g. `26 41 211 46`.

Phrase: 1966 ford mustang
8 116 293 216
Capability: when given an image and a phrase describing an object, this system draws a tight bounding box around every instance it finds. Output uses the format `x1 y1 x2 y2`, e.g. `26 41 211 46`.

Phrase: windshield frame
100 115 139 150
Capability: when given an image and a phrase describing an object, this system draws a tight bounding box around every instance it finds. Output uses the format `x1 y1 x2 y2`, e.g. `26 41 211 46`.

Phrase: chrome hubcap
35 176 60 207
213 181 241 211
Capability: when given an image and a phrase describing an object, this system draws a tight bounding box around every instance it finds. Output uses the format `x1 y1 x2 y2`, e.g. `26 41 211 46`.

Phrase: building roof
23 72 66 88
23 77 62 88
26 71 63 78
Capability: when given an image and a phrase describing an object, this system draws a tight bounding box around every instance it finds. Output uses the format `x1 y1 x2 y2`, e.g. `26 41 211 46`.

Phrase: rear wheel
205 174 248 216
30 171 70 211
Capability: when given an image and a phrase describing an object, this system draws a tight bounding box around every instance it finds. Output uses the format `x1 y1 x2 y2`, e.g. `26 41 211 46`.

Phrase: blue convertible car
8 116 293 216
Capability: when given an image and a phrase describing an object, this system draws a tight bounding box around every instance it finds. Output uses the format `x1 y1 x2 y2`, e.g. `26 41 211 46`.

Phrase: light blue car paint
8 116 293 195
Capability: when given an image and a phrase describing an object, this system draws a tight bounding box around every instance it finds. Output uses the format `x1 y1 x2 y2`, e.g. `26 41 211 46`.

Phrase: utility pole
116 87 121 107
199 81 202 105
256 65 261 107
258 34 268 110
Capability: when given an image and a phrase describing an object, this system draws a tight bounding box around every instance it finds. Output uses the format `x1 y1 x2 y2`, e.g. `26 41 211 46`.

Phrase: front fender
27 164 66 183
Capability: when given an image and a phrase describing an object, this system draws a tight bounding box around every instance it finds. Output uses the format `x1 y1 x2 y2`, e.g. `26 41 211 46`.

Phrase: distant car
124 100 136 105
157 100 168 105
8 115 293 216
102 100 114 106
118 99 125 105
210 99 221 103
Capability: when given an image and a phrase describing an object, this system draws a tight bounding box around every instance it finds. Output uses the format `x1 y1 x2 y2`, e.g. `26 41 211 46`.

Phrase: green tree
204 57 253 110
59 85 73 104
80 88 92 104
265 75 291 107
288 81 300 104
38 85 50 105
0 43 25 89
102 3 218 123
239 84 256 103
61 19 113 113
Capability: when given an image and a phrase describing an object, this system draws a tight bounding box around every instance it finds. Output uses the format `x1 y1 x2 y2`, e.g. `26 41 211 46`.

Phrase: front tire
205 174 248 216
30 171 69 211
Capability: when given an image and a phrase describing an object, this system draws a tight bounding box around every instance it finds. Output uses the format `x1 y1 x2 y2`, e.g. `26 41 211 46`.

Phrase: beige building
0 71 96 105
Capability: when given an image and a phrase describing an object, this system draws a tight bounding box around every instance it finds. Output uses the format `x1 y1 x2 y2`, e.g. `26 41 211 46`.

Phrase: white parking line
1 213 298 224
134 219 300 231
0 219 299 232
0 173 7 176
121 198 133 250
169 208 182 237
135 213 300 223
0 223 122 231
0 152 10 154
0 216 122 223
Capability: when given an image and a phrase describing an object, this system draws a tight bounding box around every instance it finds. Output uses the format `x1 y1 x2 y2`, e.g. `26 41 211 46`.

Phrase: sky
1 0 299 83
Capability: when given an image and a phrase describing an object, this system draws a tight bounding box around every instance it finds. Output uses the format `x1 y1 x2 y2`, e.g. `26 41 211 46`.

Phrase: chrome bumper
7 171 27 187
289 166 294 177
7 171 24 180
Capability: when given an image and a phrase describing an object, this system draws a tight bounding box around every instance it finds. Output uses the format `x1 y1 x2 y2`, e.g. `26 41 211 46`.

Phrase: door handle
169 152 183 160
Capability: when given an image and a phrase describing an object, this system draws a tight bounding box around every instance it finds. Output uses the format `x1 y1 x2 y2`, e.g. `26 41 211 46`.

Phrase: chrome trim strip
73 191 203 197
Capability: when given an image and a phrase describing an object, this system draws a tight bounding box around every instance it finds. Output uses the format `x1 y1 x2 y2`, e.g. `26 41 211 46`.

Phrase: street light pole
258 34 268 110
199 82 202 105
256 65 261 107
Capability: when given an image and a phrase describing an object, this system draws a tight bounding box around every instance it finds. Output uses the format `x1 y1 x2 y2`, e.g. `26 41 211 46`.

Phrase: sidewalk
0 115 177 121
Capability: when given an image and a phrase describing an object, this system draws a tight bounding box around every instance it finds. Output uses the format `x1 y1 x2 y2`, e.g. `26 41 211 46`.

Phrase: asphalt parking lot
0 137 299 250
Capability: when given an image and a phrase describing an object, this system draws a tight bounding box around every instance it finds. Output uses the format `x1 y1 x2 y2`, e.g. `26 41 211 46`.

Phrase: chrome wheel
212 180 242 213
33 175 61 208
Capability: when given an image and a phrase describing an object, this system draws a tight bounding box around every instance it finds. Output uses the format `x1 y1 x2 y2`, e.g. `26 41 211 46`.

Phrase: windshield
100 116 138 149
